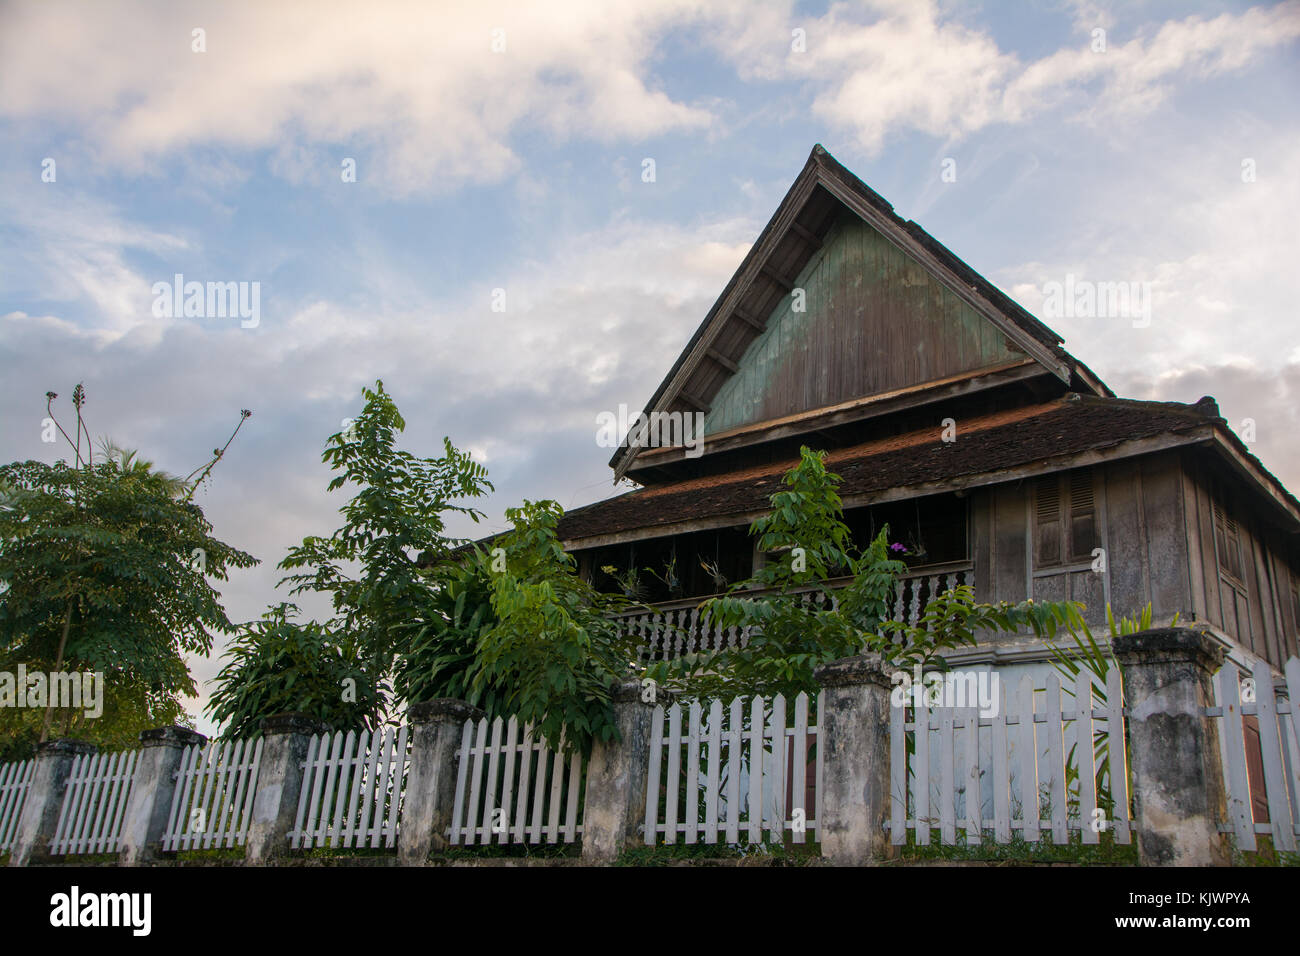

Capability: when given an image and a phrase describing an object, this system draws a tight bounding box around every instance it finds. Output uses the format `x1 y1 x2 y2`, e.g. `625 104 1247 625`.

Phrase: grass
615 839 822 866
1229 835 1300 867
891 827 1138 865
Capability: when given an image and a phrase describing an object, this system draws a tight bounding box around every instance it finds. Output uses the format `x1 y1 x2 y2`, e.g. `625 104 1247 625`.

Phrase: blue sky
2 0 1298 733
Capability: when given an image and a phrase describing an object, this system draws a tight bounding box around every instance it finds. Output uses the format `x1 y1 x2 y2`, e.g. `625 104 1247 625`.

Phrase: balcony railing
615 563 974 662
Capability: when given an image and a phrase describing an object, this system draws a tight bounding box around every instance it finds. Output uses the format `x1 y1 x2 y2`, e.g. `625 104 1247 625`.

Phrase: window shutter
1035 476 1062 567
1068 470 1098 562
1213 496 1244 580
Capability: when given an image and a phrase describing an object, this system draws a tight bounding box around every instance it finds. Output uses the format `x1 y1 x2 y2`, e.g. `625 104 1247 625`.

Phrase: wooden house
556 145 1300 682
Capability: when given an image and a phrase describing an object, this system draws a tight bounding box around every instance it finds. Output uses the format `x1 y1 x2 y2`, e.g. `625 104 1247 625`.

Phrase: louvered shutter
1035 475 1063 567
1068 470 1098 562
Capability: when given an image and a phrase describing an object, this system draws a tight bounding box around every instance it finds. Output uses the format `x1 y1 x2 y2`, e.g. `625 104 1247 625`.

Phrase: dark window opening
582 526 753 603
843 492 970 568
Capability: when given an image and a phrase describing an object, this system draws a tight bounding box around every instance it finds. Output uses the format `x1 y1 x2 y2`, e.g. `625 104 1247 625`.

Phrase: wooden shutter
1034 476 1062 567
1067 470 1098 562
1213 498 1244 581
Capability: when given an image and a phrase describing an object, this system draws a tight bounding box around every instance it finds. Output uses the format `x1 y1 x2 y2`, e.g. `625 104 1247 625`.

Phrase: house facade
556 145 1300 683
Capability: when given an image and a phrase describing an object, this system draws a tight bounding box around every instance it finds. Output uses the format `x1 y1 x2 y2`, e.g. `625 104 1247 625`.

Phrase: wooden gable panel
702 208 1026 436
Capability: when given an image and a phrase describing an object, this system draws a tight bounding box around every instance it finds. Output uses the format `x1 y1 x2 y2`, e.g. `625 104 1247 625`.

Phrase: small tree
396 500 635 756
206 604 385 739
277 380 493 687
0 386 256 748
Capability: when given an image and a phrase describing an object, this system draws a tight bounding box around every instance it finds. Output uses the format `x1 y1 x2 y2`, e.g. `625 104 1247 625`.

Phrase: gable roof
610 145 1111 482
568 394 1300 548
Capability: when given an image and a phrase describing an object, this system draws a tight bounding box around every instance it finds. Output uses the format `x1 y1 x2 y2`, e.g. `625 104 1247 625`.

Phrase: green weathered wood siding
703 208 1025 436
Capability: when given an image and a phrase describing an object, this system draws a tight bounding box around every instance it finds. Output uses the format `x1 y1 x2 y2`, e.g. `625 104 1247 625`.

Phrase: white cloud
0 0 716 195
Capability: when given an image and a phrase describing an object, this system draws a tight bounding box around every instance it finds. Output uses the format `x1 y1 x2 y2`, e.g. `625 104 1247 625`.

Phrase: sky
1 0 1298 735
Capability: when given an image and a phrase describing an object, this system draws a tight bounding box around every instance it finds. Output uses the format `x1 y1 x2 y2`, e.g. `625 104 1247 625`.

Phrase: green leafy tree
396 500 635 756
277 380 493 691
206 604 385 739
0 385 255 750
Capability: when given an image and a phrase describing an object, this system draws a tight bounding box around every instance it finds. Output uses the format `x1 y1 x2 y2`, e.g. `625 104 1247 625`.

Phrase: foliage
396 500 635 756
1043 601 1180 815
277 380 493 686
206 604 386 739
0 384 253 746
0 455 256 741
643 447 1069 702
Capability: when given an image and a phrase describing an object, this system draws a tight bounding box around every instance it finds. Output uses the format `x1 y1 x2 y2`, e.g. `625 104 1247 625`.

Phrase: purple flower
890 543 907 553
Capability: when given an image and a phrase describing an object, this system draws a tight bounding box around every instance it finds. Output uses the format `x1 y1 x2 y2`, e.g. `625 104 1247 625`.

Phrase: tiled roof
560 395 1221 543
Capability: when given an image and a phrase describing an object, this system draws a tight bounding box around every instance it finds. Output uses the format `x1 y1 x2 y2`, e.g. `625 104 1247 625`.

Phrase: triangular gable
702 206 1029 437
610 145 1100 481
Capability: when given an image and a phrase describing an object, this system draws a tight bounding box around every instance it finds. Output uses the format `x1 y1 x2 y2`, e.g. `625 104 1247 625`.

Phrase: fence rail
644 691 822 845
163 738 263 851
0 758 34 853
622 568 972 662
448 716 584 845
50 750 138 856
1211 656 1300 852
290 726 410 850
890 669 1132 845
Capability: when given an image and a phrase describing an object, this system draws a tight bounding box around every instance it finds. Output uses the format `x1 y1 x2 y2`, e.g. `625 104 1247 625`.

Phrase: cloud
0 0 716 195
713 0 1300 154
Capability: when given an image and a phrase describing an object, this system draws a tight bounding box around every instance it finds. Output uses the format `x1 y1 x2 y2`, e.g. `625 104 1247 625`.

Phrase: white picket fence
448 716 585 845
162 738 263 851
290 726 410 850
1211 656 1300 852
49 750 138 855
644 691 823 845
890 670 1131 845
0 758 34 853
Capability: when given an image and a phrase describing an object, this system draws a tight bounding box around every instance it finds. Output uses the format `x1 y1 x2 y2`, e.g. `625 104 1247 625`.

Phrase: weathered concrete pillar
399 699 483 865
582 678 664 863
1113 627 1230 866
245 713 323 865
814 654 895 865
118 726 207 866
8 739 97 867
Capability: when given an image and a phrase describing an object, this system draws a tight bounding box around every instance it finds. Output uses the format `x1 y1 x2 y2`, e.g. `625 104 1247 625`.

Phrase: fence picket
769 694 786 843
940 707 956 845
704 699 722 844
1217 662 1255 850
1075 671 1098 844
1017 675 1039 843
644 709 663 845
914 691 930 846
792 693 809 845
1251 662 1294 851
726 697 742 845
748 697 762 843
1045 675 1066 844
963 707 981 844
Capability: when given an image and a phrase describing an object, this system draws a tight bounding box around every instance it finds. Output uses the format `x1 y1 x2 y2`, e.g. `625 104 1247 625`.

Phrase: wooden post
8 739 96 866
399 699 483 865
1113 627 1230 866
118 726 206 866
814 654 895 865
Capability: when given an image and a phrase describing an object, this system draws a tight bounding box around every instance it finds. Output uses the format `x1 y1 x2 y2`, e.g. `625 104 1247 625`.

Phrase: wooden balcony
614 562 974 662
